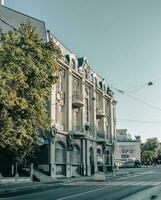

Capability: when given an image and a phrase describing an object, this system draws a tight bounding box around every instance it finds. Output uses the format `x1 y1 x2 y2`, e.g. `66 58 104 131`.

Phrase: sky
4 0 161 142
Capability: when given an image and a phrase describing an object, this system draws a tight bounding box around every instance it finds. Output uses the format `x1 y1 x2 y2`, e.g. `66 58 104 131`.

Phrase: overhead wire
118 118 161 124
2 18 161 113
108 83 161 112
111 77 161 94
125 93 161 112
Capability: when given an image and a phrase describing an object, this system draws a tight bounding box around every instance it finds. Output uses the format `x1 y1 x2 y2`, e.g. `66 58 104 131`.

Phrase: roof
78 57 84 67
0 5 46 41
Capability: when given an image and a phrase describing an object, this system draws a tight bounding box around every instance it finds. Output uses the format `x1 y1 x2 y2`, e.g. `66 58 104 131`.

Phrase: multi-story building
114 129 141 166
37 31 117 178
0 2 116 178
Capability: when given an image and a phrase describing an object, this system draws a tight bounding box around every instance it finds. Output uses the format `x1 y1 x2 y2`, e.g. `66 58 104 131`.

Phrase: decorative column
49 85 56 178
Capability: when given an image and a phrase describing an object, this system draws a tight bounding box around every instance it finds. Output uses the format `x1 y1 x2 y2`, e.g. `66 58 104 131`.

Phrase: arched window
90 147 94 165
97 146 103 165
55 142 66 164
71 145 80 165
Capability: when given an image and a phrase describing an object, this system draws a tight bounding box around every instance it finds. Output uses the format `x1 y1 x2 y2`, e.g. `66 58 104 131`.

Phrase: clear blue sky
4 0 161 142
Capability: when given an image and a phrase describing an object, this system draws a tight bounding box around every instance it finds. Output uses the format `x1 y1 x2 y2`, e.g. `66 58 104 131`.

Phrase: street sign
37 137 45 146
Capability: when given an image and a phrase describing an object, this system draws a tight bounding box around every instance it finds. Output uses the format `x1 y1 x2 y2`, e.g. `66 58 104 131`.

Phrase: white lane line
111 181 128 186
56 185 114 200
57 181 161 200
56 181 150 200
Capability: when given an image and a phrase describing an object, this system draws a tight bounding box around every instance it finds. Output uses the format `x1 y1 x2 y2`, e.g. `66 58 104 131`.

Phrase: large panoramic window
71 145 80 165
55 142 66 164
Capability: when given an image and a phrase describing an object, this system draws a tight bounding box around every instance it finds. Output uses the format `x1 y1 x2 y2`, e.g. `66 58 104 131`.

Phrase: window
56 165 66 176
105 99 110 117
60 105 65 131
106 125 109 140
55 142 66 164
72 77 80 98
55 70 66 127
85 87 91 124
97 147 103 165
71 145 80 165
85 98 89 122
105 150 110 166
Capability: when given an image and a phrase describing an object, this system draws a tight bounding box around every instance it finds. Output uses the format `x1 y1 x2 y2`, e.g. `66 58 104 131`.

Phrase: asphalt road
2 166 161 200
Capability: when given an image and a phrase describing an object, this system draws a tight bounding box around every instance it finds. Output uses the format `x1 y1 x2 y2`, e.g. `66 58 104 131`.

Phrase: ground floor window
56 164 66 176
71 165 80 176
55 142 66 176
55 142 66 164
71 145 80 165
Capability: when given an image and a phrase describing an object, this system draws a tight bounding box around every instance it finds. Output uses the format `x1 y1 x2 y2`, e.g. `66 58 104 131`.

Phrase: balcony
72 126 85 137
97 132 106 143
96 109 106 119
72 94 84 108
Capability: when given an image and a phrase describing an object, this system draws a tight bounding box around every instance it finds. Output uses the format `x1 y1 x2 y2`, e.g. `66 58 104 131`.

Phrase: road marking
56 185 113 200
57 181 161 200
64 181 161 187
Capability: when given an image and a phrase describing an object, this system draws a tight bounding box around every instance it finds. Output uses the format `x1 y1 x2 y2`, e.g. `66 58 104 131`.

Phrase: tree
141 138 161 165
0 23 61 173
142 138 160 152
141 151 155 165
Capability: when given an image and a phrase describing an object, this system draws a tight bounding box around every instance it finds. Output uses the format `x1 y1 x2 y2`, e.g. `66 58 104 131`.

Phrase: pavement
0 170 133 198
2 166 161 200
0 167 149 198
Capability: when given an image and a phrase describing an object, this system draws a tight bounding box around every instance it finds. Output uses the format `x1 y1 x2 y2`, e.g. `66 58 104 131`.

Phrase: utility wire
118 118 161 124
108 84 161 112
111 77 161 94
125 93 161 112
2 18 161 112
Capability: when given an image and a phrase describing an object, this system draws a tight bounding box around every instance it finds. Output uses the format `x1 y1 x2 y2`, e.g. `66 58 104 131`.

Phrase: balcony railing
96 108 106 119
72 94 84 108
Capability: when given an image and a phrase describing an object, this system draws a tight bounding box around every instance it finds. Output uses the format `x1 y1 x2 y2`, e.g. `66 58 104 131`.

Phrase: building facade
0 3 117 178
37 31 117 178
114 129 141 166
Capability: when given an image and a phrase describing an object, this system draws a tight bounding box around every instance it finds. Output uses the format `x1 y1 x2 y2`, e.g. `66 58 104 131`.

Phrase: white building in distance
114 129 141 165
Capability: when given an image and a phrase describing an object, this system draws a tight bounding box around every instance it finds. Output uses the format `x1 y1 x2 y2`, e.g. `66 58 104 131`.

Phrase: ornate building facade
0 3 116 178
38 32 117 178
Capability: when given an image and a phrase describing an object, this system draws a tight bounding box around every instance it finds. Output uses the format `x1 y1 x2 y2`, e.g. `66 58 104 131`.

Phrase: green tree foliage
141 150 155 164
142 138 160 152
0 23 61 165
141 138 161 164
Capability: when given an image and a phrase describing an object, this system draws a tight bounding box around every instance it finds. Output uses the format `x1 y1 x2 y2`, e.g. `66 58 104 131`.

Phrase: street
2 166 161 200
